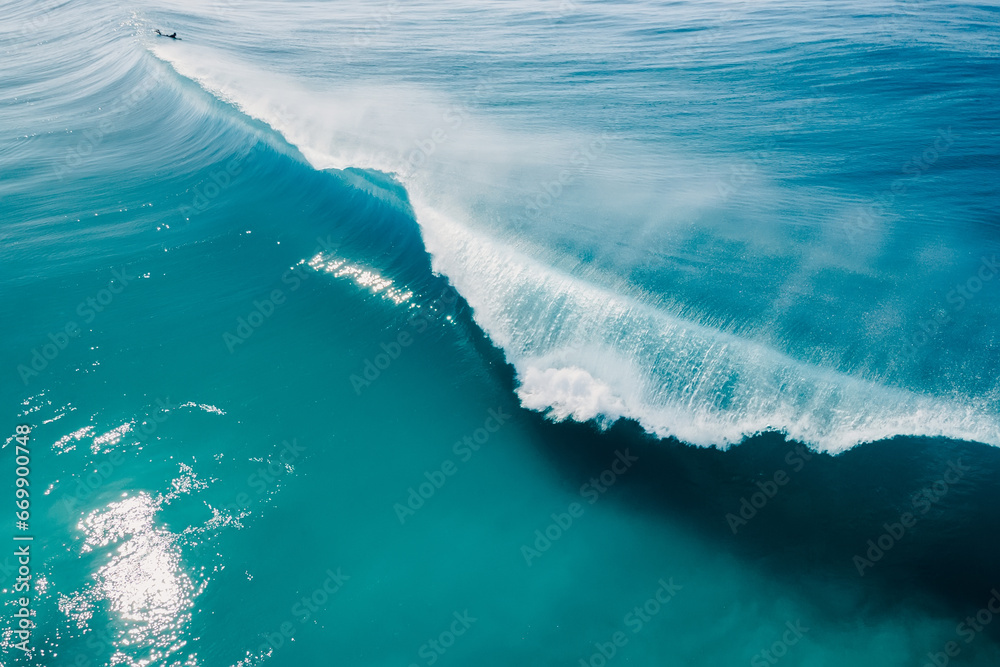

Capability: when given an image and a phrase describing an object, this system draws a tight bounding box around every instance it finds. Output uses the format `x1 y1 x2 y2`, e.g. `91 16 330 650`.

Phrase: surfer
155 29 179 39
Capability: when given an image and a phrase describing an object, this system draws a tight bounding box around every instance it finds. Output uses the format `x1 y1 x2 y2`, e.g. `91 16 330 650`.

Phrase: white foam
518 365 628 426
414 204 1000 452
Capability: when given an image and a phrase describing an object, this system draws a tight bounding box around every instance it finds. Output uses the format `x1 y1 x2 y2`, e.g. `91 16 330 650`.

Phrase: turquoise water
3 0 1000 665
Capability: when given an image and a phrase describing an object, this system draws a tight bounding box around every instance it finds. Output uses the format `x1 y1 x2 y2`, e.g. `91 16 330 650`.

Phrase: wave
415 204 999 451
147 41 1000 454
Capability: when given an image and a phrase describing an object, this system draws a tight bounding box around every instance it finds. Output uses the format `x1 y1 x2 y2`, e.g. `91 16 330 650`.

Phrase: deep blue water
2 0 1000 665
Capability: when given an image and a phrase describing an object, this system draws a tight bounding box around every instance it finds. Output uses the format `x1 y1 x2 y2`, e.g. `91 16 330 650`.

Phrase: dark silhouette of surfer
155 29 179 39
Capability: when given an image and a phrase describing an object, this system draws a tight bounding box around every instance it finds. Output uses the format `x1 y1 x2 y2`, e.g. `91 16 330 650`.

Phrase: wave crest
150 45 1000 453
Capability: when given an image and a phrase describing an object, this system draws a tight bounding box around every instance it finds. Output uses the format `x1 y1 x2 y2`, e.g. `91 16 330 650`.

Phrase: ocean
2 0 1000 665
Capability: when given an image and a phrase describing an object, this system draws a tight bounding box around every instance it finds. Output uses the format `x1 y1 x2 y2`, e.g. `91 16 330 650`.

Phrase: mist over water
2 0 999 665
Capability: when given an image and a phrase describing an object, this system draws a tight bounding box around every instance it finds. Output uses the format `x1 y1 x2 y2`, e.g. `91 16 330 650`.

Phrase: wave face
14 0 999 453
